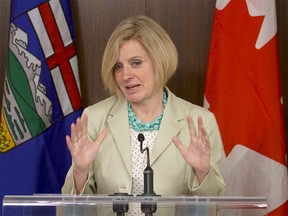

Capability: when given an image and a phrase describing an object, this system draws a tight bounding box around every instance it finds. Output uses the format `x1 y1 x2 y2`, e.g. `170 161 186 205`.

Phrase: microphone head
138 133 145 142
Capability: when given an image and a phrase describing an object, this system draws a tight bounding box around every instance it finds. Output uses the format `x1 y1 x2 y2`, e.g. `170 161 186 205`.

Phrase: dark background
0 0 287 157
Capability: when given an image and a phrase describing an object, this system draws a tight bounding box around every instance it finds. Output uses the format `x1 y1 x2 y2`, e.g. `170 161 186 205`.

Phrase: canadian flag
204 0 288 215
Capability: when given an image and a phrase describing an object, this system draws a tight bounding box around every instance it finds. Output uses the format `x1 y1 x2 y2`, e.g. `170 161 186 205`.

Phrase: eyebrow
116 55 145 64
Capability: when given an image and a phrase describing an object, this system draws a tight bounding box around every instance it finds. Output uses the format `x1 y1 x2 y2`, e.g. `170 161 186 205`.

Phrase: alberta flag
0 0 82 213
204 0 287 215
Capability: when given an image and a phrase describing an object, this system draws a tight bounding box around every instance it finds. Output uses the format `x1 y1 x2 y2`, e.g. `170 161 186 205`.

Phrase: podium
2 195 268 216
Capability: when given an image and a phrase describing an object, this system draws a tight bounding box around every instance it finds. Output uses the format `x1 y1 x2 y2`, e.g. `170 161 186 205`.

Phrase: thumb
172 136 185 151
95 129 108 145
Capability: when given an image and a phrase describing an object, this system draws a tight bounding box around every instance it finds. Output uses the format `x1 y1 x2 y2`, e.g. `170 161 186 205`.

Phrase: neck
130 91 164 123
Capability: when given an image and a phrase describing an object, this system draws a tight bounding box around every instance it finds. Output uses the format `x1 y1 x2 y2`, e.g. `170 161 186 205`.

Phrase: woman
62 15 226 199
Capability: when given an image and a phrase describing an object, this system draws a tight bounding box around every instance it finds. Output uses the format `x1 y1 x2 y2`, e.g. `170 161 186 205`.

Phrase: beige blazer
62 88 226 197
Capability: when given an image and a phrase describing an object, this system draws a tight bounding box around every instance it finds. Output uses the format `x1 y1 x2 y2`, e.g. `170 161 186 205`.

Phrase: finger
197 116 211 150
198 116 208 141
187 115 197 138
82 113 88 137
66 135 74 152
172 136 187 152
197 116 204 139
70 122 77 143
76 117 83 140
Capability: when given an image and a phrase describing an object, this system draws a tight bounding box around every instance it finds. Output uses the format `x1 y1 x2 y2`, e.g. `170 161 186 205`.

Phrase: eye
132 60 142 67
113 63 123 72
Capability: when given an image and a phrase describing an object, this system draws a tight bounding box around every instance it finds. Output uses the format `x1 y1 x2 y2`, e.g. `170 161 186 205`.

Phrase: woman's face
114 39 160 104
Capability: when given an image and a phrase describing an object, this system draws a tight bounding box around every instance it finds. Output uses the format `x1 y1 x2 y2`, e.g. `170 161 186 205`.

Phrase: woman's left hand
172 115 211 184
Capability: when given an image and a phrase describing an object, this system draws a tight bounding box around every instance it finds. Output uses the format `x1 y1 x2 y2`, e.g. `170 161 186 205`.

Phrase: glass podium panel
2 195 268 216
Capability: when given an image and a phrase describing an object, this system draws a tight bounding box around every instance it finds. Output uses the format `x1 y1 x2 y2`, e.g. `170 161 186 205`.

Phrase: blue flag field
0 0 82 214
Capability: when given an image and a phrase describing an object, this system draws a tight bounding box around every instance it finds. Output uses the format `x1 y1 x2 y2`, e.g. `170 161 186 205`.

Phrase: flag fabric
0 0 82 214
204 0 288 215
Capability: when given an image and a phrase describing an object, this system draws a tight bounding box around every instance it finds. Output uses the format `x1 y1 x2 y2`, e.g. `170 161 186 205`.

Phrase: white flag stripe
28 8 54 58
69 56 81 97
221 145 288 215
51 67 73 115
49 0 72 47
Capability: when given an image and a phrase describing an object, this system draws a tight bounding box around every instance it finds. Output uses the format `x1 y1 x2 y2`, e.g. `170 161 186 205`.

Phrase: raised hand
66 113 108 192
172 115 210 184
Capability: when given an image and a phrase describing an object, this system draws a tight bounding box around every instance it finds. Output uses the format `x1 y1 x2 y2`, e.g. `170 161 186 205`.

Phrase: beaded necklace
128 90 168 132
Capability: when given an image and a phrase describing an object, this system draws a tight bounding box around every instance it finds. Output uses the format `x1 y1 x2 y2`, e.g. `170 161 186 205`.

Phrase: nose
122 65 133 80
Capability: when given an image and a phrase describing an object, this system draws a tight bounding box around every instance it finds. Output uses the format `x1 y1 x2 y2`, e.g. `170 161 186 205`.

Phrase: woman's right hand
66 113 108 192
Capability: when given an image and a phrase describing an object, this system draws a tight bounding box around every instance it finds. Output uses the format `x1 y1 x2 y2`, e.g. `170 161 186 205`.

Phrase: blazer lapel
106 89 187 173
151 90 186 165
107 99 132 177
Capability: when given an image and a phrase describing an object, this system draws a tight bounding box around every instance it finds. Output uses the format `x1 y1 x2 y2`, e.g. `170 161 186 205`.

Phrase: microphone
137 133 154 195
138 133 151 168
137 133 157 215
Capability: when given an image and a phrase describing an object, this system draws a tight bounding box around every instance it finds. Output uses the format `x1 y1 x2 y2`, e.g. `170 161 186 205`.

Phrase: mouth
126 84 140 91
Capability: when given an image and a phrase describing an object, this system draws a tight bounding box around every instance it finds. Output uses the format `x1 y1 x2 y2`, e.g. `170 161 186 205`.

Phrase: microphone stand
137 133 160 216
109 192 130 216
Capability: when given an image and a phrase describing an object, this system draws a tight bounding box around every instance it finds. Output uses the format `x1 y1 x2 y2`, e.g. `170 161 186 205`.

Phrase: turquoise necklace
128 90 168 132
